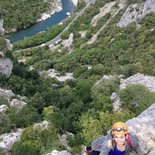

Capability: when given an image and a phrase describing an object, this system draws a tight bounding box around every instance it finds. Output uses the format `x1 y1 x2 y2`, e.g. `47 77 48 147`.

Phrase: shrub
118 85 155 115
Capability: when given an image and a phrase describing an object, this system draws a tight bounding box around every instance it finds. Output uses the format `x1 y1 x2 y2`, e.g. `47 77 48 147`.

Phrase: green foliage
12 141 40 155
99 110 135 134
3 1 155 154
0 0 51 31
79 113 103 144
126 0 145 5
13 24 64 49
91 76 120 99
0 98 7 105
6 105 41 128
0 37 7 52
75 79 93 102
61 31 70 40
12 124 59 155
0 113 12 134
0 148 5 155
93 96 113 112
78 109 135 145
118 85 155 115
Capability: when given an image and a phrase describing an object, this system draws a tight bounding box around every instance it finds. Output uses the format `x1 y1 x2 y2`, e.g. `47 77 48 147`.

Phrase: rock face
126 103 155 155
120 73 155 92
46 150 71 155
42 69 74 82
0 88 28 112
0 88 15 99
9 99 27 111
4 39 13 51
0 19 5 36
0 19 13 78
117 0 155 27
37 0 62 22
0 129 23 155
0 58 13 78
61 33 74 48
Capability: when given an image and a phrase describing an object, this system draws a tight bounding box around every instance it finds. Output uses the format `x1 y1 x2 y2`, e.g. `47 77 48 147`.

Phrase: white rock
117 0 155 27
0 58 13 78
0 105 8 112
42 69 74 82
126 103 155 154
10 99 27 110
0 129 23 154
0 88 14 99
61 33 74 48
0 19 5 36
37 0 62 22
111 92 122 111
120 73 155 92
34 120 50 130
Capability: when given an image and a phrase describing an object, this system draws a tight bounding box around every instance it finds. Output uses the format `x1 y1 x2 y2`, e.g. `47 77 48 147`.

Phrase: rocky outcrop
0 88 15 100
47 150 71 155
71 0 78 6
61 33 74 48
4 39 13 51
0 105 8 113
41 69 74 82
9 99 27 111
0 129 23 155
120 73 155 92
0 19 13 77
117 0 155 27
0 121 50 155
0 19 5 36
33 120 50 130
91 2 115 27
37 0 62 22
0 88 28 112
0 58 13 78
95 73 155 111
126 103 155 155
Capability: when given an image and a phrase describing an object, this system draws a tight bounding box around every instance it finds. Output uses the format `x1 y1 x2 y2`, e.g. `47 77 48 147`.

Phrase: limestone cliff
127 103 155 155
117 0 155 27
0 19 5 36
0 19 13 78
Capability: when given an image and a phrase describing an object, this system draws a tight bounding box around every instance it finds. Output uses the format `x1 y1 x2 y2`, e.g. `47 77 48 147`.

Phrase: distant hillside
0 0 62 32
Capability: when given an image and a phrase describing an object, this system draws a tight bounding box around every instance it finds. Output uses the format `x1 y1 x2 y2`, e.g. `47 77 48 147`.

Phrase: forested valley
0 0 155 154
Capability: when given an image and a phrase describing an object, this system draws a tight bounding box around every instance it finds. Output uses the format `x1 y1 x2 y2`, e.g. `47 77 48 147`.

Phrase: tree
12 124 59 155
79 113 103 144
118 85 155 115
76 80 93 103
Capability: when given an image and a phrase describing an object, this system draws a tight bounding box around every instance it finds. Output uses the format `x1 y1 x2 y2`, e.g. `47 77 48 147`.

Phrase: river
7 0 76 42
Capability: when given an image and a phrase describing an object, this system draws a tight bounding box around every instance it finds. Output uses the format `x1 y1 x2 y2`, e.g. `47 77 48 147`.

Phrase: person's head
111 122 129 146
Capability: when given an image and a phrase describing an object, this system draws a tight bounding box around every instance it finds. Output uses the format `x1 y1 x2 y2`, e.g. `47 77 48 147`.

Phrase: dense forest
0 0 52 32
1 0 155 154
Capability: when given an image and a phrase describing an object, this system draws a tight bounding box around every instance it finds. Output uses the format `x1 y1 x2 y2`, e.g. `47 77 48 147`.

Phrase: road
14 1 93 54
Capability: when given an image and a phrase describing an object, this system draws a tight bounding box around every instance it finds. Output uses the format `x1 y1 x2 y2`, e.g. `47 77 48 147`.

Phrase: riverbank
8 0 75 42
37 0 62 22
71 0 78 6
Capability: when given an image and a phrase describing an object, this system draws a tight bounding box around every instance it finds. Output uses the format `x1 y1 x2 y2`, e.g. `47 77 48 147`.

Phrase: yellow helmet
111 122 128 135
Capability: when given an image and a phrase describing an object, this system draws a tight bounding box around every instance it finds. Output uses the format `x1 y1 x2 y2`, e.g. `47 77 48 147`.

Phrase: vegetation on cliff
1 0 155 154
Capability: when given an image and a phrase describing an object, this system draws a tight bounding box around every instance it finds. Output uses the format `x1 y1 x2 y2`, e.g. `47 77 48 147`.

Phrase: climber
83 122 138 155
